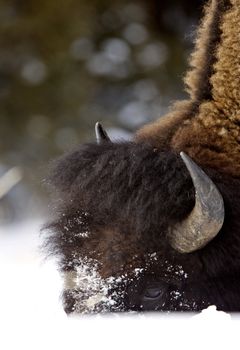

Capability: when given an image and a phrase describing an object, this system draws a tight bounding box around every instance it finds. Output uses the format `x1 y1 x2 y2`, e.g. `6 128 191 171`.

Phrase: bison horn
169 152 225 253
95 122 111 144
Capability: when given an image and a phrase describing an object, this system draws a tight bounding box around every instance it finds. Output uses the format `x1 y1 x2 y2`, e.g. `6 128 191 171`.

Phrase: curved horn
169 152 225 254
95 122 111 144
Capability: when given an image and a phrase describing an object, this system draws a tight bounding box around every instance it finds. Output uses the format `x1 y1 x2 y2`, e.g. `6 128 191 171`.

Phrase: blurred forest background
0 0 206 223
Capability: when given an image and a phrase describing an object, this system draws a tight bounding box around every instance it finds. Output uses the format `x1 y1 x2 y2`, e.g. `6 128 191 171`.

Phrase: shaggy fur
135 0 240 178
44 0 240 313
45 144 195 275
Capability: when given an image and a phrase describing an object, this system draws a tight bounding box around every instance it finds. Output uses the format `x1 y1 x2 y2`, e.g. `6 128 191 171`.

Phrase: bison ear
169 152 225 254
95 122 111 144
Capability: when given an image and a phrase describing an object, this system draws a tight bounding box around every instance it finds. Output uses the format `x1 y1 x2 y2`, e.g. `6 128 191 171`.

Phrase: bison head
44 124 240 314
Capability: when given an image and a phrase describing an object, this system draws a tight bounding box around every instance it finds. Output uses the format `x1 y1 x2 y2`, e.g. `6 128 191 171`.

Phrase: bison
44 0 240 314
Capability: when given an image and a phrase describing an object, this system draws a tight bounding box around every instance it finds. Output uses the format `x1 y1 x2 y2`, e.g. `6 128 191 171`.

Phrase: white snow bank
0 220 239 350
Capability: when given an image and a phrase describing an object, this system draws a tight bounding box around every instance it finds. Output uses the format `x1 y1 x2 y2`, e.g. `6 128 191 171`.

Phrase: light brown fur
135 0 240 178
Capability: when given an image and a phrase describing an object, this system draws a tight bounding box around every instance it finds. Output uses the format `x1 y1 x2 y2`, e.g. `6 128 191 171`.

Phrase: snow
0 220 239 350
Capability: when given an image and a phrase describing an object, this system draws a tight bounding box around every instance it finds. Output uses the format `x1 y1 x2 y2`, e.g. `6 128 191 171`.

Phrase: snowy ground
0 220 239 350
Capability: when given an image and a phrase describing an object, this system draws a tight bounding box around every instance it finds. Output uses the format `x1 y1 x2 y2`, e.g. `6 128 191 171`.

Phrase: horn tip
180 152 198 175
95 122 101 144
180 151 189 162
95 121 111 143
95 121 101 132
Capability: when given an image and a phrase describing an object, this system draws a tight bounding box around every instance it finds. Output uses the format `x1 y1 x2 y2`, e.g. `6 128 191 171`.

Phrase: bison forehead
48 142 195 231
49 141 193 196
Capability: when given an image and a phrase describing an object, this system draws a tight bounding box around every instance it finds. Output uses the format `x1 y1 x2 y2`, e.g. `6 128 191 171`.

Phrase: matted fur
44 0 240 313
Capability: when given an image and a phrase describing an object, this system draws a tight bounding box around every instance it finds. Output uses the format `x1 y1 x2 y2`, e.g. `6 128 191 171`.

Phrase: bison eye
144 287 165 299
